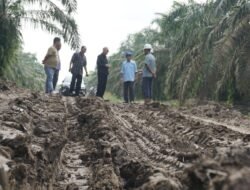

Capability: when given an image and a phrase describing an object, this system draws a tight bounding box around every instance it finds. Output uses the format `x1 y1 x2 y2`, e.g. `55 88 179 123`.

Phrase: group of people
42 37 156 104
120 44 156 104
42 38 88 96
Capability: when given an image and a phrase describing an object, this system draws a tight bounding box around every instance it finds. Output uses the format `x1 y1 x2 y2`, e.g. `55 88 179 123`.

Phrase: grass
103 93 182 107
163 100 180 108
104 92 122 103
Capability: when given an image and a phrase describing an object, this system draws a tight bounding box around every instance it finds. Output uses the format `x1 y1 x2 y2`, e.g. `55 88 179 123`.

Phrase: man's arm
145 64 153 74
69 53 76 72
83 66 88 76
69 62 73 72
84 58 88 76
133 62 138 80
43 47 56 64
145 56 156 77
43 55 52 64
145 64 156 78
97 55 109 68
135 62 138 73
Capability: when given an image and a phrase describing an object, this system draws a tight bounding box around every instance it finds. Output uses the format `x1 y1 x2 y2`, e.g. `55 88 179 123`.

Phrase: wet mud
0 83 250 190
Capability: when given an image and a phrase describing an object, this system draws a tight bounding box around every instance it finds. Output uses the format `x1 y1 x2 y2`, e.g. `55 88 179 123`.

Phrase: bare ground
0 83 250 190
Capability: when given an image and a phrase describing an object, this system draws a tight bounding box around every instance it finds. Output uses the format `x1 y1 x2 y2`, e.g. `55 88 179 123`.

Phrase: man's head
81 46 87 54
53 37 61 51
102 47 109 55
125 52 133 62
143 44 152 55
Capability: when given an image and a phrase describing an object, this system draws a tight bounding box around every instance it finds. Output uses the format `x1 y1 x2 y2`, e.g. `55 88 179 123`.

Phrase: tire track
55 97 91 190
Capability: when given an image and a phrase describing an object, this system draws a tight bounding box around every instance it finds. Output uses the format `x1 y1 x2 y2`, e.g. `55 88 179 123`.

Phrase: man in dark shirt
69 46 88 96
96 47 109 98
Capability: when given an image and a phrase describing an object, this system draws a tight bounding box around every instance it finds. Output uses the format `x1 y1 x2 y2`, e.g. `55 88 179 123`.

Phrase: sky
22 0 204 83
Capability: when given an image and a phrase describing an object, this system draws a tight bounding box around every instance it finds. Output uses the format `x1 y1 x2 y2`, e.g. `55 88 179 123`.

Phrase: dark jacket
97 53 109 75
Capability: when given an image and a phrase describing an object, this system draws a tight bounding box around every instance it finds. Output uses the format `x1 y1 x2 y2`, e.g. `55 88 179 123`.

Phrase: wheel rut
1 83 250 190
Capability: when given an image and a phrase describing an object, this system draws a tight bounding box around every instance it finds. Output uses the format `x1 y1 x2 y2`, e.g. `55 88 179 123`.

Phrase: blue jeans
44 66 55 93
142 77 153 99
53 69 59 90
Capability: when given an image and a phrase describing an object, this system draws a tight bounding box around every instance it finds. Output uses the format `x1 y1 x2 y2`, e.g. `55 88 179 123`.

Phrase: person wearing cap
121 51 138 103
142 44 156 104
96 47 109 98
69 46 88 96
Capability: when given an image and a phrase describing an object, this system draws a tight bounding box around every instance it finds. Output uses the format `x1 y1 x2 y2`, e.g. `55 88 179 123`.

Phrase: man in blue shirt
142 44 156 104
121 51 137 103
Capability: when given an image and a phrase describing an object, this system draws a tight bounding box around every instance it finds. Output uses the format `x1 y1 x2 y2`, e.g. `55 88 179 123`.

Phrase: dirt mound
0 83 250 189
0 86 67 189
180 103 250 131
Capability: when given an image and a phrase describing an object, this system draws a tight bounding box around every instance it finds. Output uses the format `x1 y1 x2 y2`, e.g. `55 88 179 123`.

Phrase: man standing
43 37 61 94
142 44 156 104
96 47 109 98
69 46 88 96
121 52 137 103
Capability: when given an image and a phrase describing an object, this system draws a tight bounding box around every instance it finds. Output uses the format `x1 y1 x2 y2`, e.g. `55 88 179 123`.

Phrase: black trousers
123 81 135 103
96 73 108 98
53 69 59 90
70 73 83 95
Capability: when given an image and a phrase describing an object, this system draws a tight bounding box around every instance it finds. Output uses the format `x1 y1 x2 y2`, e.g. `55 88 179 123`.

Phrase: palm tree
4 49 46 90
89 0 250 103
154 0 250 103
0 0 80 75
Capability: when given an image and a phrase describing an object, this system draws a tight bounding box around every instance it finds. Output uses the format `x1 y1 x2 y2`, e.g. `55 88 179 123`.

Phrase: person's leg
44 66 55 94
69 74 77 93
123 82 129 103
96 73 102 97
129 81 135 102
149 77 153 101
75 74 83 96
53 69 59 90
142 78 149 104
99 74 108 98
44 67 49 93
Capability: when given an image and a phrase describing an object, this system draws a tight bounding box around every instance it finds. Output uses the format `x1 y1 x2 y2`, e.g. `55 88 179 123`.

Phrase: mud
0 82 250 190
179 103 250 133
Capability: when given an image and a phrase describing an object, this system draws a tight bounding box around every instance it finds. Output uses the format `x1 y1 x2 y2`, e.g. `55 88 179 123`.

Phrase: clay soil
0 82 250 190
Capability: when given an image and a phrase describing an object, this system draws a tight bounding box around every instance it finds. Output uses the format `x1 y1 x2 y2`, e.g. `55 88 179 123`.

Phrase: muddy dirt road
0 83 250 190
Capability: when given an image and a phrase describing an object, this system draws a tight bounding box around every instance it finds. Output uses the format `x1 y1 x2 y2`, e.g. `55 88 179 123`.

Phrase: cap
125 51 133 56
144 44 152 50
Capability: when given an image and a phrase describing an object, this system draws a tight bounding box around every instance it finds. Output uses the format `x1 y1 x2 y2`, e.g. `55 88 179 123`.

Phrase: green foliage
104 92 121 103
85 70 97 89
3 49 45 91
0 0 80 83
87 0 250 103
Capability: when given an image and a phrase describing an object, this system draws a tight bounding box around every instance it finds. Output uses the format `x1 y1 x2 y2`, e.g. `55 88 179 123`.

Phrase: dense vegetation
1 0 249 103
0 0 80 89
102 0 250 103
3 49 45 90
